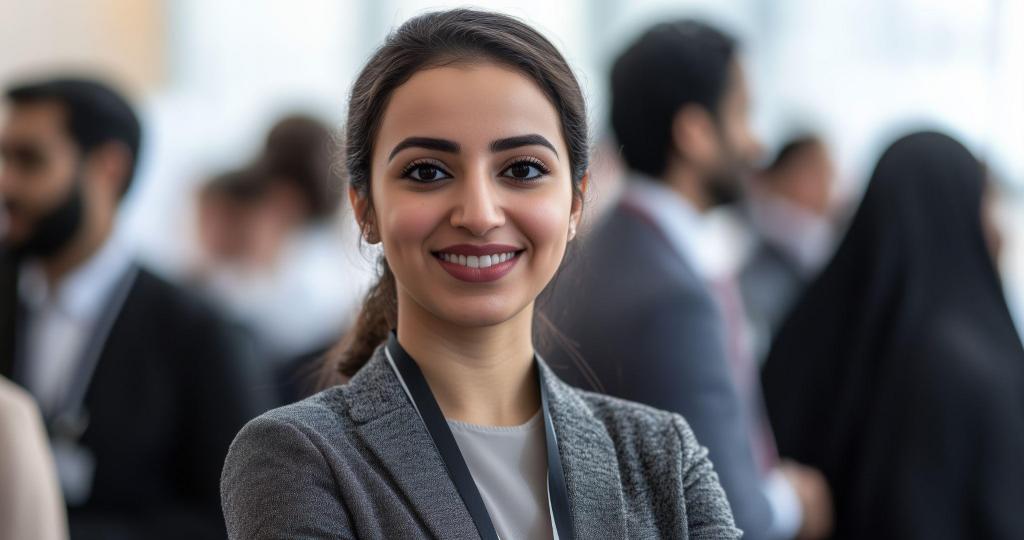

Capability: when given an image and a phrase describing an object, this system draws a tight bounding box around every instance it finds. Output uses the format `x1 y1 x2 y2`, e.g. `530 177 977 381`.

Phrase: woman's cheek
380 192 444 260
515 191 572 264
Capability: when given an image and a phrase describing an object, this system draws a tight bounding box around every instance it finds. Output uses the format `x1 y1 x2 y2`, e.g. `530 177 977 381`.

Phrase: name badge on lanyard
384 332 575 540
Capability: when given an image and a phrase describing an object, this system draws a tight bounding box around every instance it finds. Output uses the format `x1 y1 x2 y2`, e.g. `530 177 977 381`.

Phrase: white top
620 175 708 276
449 412 553 540
18 232 135 416
383 348 557 539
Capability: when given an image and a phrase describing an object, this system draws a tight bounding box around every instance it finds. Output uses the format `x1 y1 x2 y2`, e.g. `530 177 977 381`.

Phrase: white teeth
439 251 517 268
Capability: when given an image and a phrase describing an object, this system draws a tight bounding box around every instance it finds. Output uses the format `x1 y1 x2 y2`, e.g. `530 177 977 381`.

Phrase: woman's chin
431 299 530 329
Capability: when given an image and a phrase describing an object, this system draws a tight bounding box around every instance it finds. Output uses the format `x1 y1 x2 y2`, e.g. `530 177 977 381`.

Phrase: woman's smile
432 243 526 282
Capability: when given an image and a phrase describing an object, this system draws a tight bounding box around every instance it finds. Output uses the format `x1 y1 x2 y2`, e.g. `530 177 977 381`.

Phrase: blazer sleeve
613 291 775 540
221 414 356 539
673 414 743 539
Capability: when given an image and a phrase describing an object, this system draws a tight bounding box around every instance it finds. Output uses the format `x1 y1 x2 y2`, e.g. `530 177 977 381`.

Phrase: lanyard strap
386 333 575 540
540 374 574 539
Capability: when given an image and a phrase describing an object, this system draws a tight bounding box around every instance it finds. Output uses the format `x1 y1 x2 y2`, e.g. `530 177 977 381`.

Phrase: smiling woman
220 9 740 539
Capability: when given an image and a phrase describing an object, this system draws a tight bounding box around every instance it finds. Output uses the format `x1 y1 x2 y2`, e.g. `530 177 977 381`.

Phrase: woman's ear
568 172 589 241
348 185 380 243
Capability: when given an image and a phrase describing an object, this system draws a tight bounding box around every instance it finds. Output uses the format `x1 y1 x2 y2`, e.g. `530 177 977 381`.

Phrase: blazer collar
339 349 473 537
537 358 628 537
343 346 628 537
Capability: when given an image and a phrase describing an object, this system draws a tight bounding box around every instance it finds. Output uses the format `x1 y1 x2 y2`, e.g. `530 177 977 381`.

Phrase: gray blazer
540 201 775 539
221 347 741 539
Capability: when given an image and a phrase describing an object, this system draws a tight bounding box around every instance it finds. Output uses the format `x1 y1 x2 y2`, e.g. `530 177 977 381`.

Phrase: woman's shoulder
223 386 360 483
228 352 407 457
221 386 372 538
568 386 703 457
231 386 353 449
557 385 739 537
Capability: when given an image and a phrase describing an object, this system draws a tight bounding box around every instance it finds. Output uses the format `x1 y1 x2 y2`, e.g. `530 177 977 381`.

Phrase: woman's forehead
375 64 566 156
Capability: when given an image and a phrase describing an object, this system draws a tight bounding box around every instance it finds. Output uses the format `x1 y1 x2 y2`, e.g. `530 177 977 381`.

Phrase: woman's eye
501 161 548 181
403 163 451 183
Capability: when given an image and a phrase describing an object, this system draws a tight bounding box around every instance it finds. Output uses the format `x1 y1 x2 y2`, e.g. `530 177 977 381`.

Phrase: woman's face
355 62 583 329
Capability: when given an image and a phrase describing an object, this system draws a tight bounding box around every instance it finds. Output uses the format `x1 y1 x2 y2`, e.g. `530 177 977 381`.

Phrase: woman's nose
449 168 505 237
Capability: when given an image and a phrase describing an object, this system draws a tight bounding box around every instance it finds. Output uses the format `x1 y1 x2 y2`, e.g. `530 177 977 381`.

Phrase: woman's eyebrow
490 134 559 158
388 137 460 162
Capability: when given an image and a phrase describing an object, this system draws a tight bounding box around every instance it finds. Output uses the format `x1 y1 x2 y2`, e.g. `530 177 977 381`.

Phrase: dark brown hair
323 9 589 383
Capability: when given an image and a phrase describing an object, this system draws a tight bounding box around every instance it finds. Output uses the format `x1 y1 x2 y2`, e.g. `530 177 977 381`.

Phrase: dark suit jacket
1 262 271 540
222 348 741 539
539 201 776 539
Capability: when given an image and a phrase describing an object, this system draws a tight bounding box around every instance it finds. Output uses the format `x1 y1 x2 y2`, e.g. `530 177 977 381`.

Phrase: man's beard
4 179 85 259
706 168 743 207
703 130 751 208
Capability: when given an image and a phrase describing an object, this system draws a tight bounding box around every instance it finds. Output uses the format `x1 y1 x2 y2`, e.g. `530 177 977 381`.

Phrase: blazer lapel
344 351 479 539
539 359 628 538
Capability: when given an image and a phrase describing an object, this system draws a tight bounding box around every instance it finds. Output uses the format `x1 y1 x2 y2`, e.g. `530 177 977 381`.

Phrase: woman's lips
433 245 524 283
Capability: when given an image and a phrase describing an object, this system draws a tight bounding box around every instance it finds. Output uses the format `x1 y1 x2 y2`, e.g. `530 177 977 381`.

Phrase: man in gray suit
541 21 832 540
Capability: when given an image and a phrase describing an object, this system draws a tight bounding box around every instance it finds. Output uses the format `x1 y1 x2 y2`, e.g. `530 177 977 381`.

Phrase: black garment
1 264 272 540
762 132 1024 539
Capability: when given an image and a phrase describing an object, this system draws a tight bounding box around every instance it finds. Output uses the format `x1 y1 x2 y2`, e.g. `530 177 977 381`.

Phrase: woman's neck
396 298 540 427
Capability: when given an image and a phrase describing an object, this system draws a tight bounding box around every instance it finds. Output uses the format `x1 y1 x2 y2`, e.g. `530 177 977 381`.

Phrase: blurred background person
738 134 839 361
542 20 831 539
188 114 369 401
0 77 270 539
762 131 1024 539
0 375 67 540
193 167 269 273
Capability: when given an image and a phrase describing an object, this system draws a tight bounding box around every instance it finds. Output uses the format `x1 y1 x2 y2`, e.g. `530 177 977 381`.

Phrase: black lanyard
385 332 575 540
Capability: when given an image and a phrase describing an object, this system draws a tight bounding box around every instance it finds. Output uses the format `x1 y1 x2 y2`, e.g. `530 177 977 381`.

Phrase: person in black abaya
762 131 1024 539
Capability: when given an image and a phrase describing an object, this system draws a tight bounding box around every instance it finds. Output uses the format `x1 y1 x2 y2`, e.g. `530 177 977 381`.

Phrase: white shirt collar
620 174 708 275
18 231 136 320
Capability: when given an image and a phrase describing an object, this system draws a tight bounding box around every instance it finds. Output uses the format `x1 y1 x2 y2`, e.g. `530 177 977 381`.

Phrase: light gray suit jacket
221 347 741 539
